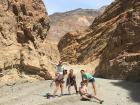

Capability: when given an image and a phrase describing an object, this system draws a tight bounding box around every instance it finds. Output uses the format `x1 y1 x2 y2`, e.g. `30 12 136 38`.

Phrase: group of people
49 60 104 104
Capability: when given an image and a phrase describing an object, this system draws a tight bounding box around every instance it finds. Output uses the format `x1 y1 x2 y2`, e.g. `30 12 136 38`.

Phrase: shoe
100 100 104 104
60 94 64 96
46 93 51 99
52 95 56 98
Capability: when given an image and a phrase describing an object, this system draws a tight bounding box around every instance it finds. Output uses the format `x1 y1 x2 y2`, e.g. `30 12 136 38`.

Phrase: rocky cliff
0 0 57 84
58 0 140 81
47 8 105 43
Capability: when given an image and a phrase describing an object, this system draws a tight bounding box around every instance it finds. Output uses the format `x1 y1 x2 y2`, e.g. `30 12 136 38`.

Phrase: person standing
53 70 68 96
66 69 78 94
80 70 97 96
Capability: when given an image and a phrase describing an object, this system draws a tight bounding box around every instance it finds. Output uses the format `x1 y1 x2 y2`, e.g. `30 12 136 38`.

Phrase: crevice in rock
12 4 19 16
20 3 27 15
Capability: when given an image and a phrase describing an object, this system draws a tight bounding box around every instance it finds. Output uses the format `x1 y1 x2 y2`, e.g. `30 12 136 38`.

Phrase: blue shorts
89 78 95 83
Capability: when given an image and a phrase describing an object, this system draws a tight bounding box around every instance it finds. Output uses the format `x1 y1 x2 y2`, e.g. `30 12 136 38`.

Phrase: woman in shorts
66 69 78 94
53 70 67 96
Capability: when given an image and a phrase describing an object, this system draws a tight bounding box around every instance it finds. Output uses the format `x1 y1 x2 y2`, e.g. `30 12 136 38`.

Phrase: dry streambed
0 77 140 105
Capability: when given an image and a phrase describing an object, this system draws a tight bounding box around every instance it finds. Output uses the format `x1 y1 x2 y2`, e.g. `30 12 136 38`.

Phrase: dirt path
0 75 140 105
0 64 140 105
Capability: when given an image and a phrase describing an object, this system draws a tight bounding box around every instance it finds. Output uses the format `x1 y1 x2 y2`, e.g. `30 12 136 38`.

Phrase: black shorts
89 78 95 83
70 81 76 86
66 78 76 86
86 94 92 98
67 80 76 86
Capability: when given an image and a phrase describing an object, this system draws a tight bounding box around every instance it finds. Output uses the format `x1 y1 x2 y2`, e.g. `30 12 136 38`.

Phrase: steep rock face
96 0 140 81
0 0 55 83
46 8 105 69
58 0 140 81
58 5 115 64
47 8 105 43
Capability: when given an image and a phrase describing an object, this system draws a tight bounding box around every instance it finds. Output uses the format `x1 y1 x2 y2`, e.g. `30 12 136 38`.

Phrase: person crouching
66 69 78 94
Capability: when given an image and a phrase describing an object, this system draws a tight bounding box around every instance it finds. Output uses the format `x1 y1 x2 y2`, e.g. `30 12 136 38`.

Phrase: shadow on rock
1 64 52 80
21 64 53 80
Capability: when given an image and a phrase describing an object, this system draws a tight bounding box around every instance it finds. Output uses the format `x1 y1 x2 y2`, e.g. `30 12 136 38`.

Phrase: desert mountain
0 0 59 84
58 0 140 81
47 7 106 43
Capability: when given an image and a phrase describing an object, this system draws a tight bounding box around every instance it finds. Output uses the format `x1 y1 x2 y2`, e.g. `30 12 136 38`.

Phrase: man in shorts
80 70 96 96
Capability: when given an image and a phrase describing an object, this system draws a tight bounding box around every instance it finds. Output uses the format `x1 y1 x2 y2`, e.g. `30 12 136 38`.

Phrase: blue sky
43 0 114 15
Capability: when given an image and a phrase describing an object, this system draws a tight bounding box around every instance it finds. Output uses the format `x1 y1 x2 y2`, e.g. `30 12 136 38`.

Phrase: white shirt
56 64 64 74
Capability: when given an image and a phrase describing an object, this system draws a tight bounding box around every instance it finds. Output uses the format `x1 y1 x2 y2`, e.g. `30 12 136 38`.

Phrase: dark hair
80 70 85 72
63 70 67 75
80 81 86 85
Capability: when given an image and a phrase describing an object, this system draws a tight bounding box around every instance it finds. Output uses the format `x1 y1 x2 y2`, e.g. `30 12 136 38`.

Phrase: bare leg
53 82 59 96
91 95 101 101
92 82 97 95
91 95 104 104
74 83 78 93
82 95 91 100
68 85 71 94
60 83 64 95
91 82 104 104
82 94 104 104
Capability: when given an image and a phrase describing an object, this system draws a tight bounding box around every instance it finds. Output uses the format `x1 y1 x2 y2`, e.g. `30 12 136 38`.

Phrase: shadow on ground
111 81 140 103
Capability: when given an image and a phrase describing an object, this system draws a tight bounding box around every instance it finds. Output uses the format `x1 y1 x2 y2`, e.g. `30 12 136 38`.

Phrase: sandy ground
0 71 140 105
0 64 140 105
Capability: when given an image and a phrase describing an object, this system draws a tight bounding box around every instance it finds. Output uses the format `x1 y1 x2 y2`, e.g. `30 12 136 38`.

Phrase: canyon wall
58 0 140 81
0 0 58 84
